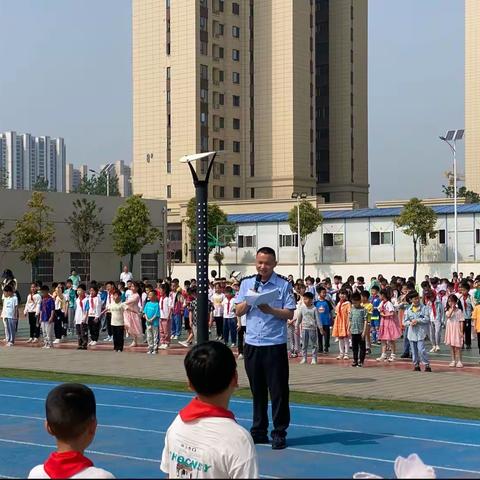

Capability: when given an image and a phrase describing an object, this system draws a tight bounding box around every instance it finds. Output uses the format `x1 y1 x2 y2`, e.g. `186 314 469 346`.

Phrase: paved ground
2 337 480 408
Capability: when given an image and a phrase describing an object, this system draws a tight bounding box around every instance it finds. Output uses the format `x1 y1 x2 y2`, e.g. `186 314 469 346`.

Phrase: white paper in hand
245 289 279 308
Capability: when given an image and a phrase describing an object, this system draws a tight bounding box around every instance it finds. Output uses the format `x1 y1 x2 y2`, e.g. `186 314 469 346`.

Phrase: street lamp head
291 192 299 199
439 136 446 141
179 151 219 164
89 169 96 174
300 193 308 199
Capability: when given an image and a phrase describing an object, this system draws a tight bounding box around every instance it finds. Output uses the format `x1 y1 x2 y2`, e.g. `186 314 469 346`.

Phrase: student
445 293 465 367
333 289 351 360
24 283 41 343
296 292 323 365
158 283 172 350
74 285 89 350
376 289 401 362
102 281 115 342
40 285 56 349
403 292 432 372
86 285 102 347
473 300 480 361
2 285 18 346
360 290 373 354
369 285 381 345
458 281 473 350
222 287 237 347
64 279 77 336
426 290 444 353
210 282 225 341
144 290 160 354
349 292 368 367
28 383 114 479
179 287 197 347
315 286 334 354
160 342 258 479
53 285 67 344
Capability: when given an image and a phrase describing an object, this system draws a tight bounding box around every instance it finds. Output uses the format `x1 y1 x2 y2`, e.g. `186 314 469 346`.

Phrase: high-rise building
101 160 132 197
132 0 368 212
465 0 480 193
66 163 89 193
0 131 66 192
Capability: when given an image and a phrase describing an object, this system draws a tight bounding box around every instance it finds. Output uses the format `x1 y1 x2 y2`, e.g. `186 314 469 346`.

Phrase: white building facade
0 131 66 192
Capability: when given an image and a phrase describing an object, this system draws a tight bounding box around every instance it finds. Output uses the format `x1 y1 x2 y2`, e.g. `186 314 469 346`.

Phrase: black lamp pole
185 152 217 344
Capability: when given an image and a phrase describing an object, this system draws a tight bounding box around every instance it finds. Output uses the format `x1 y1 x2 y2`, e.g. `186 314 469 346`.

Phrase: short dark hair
303 291 314 300
316 285 326 293
40 285 49 293
2 285 13 293
371 285 379 293
360 290 370 300
351 292 361 302
77 283 87 292
184 341 236 396
256 246 276 259
46 383 96 441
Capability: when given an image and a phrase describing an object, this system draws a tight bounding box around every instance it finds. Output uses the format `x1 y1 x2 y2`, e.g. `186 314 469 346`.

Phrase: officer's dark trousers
244 343 290 438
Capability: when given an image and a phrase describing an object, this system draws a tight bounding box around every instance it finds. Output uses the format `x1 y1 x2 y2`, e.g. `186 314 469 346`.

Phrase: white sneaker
45 345 51 349
435 346 440 352
179 341 189 348
129 341 137 347
388 354 396 362
172 335 178 340
53 339 61 344
103 336 110 342
299 358 307 364
90 341 97 346
159 344 167 350
87 341 93 346
26 338 33 343
456 361 464 368
238 353 244 360
6 342 13 347
311 358 317 365
336 354 343 360
429 347 436 353
449 361 456 367
343 354 349 360
147 350 152 355
32 338 39 343
376 353 386 362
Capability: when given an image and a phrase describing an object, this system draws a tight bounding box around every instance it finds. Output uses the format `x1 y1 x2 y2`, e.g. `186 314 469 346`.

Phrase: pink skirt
444 320 463 348
124 310 143 337
379 317 401 341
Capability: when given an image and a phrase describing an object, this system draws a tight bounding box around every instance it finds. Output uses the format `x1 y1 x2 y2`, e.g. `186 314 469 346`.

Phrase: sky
0 0 465 206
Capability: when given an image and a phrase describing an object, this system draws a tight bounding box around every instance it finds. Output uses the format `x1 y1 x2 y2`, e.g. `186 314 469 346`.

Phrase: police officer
235 247 296 450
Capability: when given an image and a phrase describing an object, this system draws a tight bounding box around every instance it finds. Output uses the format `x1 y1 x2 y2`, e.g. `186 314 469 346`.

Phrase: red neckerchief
226 297 232 315
90 295 96 312
179 397 235 422
44 451 93 479
79 295 85 311
159 295 166 311
462 293 469 310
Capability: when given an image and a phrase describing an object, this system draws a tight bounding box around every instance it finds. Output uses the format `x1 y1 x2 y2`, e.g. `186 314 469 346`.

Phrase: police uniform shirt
235 272 296 347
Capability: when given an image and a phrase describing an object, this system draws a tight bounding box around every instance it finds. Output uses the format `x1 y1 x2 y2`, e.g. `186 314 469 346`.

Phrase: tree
442 185 480 204
288 200 323 278
111 195 162 274
0 169 8 189
11 191 55 281
185 198 235 269
74 172 120 196
32 176 52 192
395 198 437 280
65 199 105 281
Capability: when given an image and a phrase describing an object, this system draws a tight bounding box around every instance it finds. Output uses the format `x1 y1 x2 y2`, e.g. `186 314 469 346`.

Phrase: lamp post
90 163 114 196
291 192 308 279
439 129 465 274
180 151 220 344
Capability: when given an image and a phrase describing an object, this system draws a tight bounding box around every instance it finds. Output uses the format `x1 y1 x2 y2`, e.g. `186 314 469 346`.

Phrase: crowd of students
3 269 480 371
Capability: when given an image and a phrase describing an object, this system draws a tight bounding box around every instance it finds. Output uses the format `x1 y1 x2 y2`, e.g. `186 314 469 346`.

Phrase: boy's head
316 285 326 298
187 287 197 298
2 285 13 296
45 383 97 449
77 284 86 297
370 285 379 296
184 341 237 398
147 290 157 302
224 286 234 298
40 285 50 297
360 290 370 303
89 285 98 296
351 292 362 307
460 281 470 295
65 279 73 288
408 291 420 306
302 291 314 306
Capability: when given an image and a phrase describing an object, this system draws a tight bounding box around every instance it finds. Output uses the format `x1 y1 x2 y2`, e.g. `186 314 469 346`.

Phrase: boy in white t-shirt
28 383 114 479
2 285 18 346
161 341 258 479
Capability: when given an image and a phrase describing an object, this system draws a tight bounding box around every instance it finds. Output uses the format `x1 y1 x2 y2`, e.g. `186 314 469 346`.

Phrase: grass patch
1 367 479 421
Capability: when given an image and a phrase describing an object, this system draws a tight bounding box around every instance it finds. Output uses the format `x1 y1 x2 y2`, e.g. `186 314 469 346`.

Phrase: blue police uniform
235 271 296 446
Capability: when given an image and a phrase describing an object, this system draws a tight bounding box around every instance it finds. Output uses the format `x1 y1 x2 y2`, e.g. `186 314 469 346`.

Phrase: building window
219 93 224 105
200 41 208 55
233 164 240 175
438 229 446 244
219 140 225 150
70 253 89 282
141 253 158 281
250 188 255 198
200 88 208 102
36 252 54 283
233 187 241 198
200 112 208 125
166 185 172 198
371 231 393 246
166 43 171 55
232 26 240 38
233 118 240 129
279 234 298 248
219 163 225 175
238 235 256 248
233 95 240 107
476 229 480 244
232 72 240 84
200 16 208 31
200 64 208 80
233 141 240 153
201 136 209 152
166 67 171 79
232 49 240 61
219 117 224 128
323 233 344 247
220 186 224 198
232 2 240 14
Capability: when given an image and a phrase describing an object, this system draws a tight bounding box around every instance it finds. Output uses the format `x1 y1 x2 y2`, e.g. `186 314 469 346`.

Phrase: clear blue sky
0 0 465 205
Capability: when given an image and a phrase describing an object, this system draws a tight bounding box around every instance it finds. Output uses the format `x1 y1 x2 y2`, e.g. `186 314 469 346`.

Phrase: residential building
132 0 368 215
66 163 89 193
465 0 480 193
101 160 132 197
0 131 66 192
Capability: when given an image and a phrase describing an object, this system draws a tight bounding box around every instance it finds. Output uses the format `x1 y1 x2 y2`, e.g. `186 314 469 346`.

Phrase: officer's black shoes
251 434 269 445
271 436 287 450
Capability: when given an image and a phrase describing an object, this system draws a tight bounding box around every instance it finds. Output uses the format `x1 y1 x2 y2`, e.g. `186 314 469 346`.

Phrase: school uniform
40 296 55 347
24 292 41 340
158 295 172 346
222 296 237 345
108 301 125 352
74 296 88 349
86 295 103 343
2 295 18 344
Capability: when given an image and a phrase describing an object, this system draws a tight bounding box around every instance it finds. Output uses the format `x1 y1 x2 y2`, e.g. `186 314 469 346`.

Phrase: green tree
0 169 8 189
11 191 55 281
185 198 235 268
288 200 323 278
111 195 162 274
442 185 480 204
395 198 437 280
32 176 52 192
65 199 105 281
74 172 120 196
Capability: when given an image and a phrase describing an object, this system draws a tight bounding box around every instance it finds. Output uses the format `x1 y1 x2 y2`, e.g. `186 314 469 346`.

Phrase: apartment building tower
0 131 66 192
132 0 368 212
465 0 480 193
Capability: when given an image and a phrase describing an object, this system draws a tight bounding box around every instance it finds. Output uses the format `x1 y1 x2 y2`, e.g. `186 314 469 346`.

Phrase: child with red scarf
28 383 114 479
161 341 258 478
74 285 88 350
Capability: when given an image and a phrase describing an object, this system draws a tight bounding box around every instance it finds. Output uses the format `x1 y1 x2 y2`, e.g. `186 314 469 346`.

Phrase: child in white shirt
2 285 18 346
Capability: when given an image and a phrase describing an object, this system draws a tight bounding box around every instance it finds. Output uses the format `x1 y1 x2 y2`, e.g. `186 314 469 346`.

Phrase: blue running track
0 378 479 478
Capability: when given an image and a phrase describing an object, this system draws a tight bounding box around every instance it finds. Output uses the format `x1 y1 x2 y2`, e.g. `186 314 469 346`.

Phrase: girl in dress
123 281 143 347
333 289 351 360
444 293 465 368
377 289 401 362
